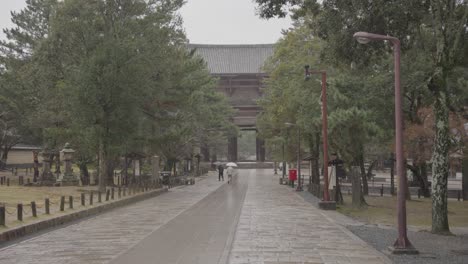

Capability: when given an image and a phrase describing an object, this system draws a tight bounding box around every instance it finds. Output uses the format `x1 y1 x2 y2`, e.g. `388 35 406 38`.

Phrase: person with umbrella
225 162 237 184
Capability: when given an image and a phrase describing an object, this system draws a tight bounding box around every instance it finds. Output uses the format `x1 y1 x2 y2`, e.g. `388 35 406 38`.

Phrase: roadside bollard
31 201 37 217
17 203 23 221
98 191 102 203
380 184 384 197
90 192 94 205
111 188 115 200
69 196 74 209
0 176 3 185
60 196 65 211
106 190 110 201
45 198 50 214
0 206 5 226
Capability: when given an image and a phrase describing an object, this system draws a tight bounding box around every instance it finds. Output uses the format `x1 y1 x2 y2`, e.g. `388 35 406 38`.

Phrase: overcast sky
0 0 292 44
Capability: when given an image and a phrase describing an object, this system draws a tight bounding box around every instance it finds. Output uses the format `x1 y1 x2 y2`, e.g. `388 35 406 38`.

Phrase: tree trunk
463 152 468 201
201 143 210 162
0 146 9 170
407 162 430 197
309 132 320 184
431 92 450 234
79 162 89 185
359 155 369 196
351 166 366 207
98 140 108 192
390 153 395 195
366 160 377 180
33 151 39 182
54 151 61 175
313 132 320 184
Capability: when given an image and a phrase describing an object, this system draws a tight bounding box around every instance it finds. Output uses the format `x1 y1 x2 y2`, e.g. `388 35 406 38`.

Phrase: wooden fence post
60 196 65 211
17 204 23 221
45 198 50 214
81 193 85 206
0 206 5 226
31 201 37 217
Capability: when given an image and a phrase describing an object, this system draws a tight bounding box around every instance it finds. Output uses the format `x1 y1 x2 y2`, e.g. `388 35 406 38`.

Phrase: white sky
0 0 292 44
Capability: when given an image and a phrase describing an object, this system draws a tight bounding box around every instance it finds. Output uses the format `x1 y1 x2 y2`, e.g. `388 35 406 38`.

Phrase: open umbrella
225 162 237 167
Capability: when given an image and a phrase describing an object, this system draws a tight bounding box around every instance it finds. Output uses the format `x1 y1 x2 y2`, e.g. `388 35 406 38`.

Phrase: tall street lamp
285 122 303 191
304 66 331 202
353 31 417 254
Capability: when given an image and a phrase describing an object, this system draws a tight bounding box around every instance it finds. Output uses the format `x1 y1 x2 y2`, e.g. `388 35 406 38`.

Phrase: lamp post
305 66 330 201
285 122 303 191
353 32 417 254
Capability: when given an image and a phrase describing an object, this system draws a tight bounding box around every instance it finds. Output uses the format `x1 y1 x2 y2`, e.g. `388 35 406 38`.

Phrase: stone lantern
59 143 79 186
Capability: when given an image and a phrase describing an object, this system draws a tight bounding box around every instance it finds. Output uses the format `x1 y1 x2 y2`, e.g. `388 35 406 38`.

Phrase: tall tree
255 0 468 233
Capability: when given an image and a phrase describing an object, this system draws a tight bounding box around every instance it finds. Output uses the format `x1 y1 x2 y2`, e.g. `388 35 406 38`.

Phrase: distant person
227 166 234 184
218 165 224 181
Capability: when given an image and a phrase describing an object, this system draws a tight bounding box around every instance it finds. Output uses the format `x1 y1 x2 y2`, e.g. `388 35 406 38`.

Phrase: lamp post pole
305 66 330 201
353 32 417 253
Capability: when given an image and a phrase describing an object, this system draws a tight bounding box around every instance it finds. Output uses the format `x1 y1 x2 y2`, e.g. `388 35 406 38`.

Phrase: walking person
227 166 233 184
218 165 224 181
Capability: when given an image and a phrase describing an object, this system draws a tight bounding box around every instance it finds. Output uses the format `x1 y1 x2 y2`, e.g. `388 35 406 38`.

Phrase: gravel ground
347 225 468 264
295 185 468 264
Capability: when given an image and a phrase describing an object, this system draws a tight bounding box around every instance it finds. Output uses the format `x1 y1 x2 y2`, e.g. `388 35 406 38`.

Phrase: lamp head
353 32 372 44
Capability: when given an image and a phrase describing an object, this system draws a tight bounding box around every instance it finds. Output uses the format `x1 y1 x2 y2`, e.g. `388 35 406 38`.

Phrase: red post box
288 169 297 181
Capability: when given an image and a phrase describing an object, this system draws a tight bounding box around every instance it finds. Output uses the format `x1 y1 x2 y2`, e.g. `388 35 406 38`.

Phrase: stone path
0 173 225 264
0 169 392 264
228 169 392 264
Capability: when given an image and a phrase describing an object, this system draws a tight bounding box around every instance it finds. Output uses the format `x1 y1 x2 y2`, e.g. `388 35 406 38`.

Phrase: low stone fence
0 182 166 243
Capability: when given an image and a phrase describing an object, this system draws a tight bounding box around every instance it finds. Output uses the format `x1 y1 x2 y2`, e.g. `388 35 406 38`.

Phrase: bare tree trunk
431 92 450 234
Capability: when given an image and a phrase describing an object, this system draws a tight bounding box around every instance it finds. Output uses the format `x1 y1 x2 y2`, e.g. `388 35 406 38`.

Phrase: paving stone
0 173 223 264
228 170 392 264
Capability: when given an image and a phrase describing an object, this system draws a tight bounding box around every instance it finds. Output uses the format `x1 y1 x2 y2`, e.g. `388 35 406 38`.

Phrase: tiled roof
188 44 274 74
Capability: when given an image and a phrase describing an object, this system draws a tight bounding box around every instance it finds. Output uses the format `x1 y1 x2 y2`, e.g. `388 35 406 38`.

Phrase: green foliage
0 0 233 185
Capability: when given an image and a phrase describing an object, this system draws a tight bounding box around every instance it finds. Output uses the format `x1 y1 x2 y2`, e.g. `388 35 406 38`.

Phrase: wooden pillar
228 137 238 162
256 137 266 162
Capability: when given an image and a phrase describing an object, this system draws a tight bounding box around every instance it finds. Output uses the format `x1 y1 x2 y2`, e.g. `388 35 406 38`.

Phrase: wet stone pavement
0 169 392 264
228 170 391 264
